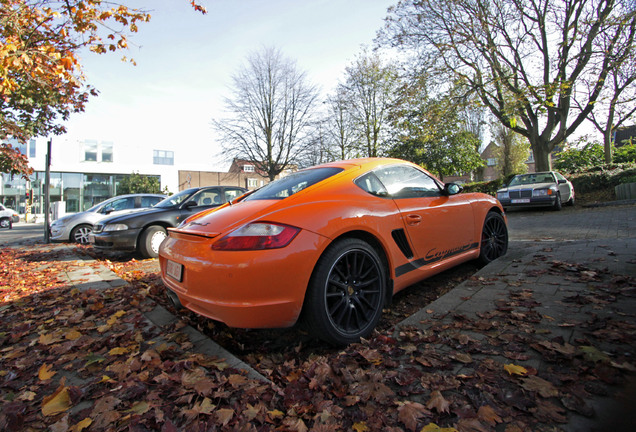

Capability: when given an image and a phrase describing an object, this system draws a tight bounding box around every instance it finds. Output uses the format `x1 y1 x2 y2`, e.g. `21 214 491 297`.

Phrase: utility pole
44 139 51 243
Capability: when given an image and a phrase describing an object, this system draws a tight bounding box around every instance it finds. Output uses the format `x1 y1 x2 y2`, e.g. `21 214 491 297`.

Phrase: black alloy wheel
305 238 386 346
479 212 508 264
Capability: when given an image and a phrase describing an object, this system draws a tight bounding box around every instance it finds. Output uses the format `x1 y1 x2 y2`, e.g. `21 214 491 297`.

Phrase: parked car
0 204 19 228
159 158 509 345
91 186 247 258
496 171 575 211
50 194 166 244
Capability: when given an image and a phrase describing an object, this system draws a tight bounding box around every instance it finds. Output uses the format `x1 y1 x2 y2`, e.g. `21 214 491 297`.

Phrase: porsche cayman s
159 158 508 345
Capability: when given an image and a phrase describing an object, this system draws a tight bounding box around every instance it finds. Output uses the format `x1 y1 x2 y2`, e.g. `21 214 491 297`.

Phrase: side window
354 172 388 197
373 165 441 198
193 189 222 206
140 196 162 207
102 197 134 213
224 188 244 202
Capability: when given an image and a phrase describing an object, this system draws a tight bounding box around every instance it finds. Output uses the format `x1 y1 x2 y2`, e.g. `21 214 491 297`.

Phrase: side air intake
391 229 414 259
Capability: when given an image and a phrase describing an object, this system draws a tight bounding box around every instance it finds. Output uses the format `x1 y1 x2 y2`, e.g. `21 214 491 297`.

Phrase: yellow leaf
65 329 82 340
421 423 459 432
99 375 114 383
126 401 150 415
268 409 284 419
39 333 61 345
71 418 92 432
38 363 56 380
42 384 71 416
352 421 369 432
504 363 528 376
109 347 128 356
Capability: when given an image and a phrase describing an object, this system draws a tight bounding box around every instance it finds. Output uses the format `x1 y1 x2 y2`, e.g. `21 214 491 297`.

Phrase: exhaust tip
165 289 183 310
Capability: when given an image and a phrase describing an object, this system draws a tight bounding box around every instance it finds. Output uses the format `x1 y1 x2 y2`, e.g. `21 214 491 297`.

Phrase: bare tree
213 47 320 180
323 88 358 160
380 0 636 172
491 122 530 178
340 50 400 157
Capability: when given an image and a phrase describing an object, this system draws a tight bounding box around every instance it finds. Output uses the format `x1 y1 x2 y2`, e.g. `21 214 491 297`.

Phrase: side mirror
558 179 566 184
183 200 198 209
443 183 463 196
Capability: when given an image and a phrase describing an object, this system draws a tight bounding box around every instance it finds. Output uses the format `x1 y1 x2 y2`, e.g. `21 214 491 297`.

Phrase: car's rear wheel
479 212 508 265
553 192 562 211
139 225 167 258
71 224 92 244
305 238 386 346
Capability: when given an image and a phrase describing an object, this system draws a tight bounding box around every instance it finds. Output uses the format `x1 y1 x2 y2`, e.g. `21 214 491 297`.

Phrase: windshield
508 173 554 186
245 167 343 201
154 189 196 208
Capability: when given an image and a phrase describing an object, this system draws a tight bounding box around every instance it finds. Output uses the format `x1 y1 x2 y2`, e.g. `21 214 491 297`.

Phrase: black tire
304 238 386 346
566 194 575 206
139 225 167 258
71 224 92 244
0 217 9 228
478 212 508 265
553 192 562 211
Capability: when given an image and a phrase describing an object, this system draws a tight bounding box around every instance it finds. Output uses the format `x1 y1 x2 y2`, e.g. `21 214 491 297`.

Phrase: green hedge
461 163 636 196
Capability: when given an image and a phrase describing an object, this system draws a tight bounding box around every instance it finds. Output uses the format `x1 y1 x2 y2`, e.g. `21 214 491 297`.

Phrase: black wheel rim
324 249 383 337
481 216 508 261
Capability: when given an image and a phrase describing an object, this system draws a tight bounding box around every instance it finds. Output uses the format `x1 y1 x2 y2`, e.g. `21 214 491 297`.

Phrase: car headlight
497 191 509 200
104 223 128 232
532 187 555 197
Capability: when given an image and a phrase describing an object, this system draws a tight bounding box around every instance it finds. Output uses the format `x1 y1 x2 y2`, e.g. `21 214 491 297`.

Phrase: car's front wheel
304 238 386 346
139 225 167 258
0 217 10 228
553 192 562 211
71 224 92 244
479 212 508 265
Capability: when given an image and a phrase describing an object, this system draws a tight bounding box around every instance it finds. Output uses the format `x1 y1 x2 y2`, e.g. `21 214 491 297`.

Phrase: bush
568 163 636 193
613 144 636 164
553 142 605 174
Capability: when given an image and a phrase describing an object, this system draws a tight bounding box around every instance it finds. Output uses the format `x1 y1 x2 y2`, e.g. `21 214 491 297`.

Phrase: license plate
166 260 183 282
512 199 531 203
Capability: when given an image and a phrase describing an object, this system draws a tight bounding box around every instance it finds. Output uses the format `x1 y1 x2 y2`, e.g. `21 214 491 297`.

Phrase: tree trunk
603 128 613 164
530 140 552 172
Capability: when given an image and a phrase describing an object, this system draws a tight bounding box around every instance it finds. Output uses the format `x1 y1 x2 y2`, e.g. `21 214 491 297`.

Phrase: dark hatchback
90 186 247 258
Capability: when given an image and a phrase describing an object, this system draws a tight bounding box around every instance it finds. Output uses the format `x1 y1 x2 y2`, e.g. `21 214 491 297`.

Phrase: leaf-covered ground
2 242 635 431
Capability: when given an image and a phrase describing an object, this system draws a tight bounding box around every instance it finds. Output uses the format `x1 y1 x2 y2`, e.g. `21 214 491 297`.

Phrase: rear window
245 167 343 201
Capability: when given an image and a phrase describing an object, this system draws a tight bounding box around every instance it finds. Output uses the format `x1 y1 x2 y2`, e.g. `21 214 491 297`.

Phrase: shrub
568 163 636 193
613 144 636 164
553 142 605 174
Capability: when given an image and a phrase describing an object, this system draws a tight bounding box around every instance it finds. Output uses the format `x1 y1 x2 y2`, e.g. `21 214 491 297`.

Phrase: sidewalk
398 237 636 431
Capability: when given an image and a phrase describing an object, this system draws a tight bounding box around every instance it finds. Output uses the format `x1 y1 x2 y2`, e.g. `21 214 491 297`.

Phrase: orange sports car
159 158 508 345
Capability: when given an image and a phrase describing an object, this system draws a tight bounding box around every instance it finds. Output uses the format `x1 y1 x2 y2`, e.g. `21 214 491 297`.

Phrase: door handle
406 214 422 226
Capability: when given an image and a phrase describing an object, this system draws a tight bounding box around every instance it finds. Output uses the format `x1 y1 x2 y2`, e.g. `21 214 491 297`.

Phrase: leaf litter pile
1 244 635 431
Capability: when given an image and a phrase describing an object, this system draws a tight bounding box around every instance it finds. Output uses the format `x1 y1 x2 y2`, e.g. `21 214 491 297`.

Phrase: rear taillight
211 222 300 251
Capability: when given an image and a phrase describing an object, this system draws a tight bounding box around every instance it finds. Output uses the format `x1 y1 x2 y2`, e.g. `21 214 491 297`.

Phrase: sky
63 0 396 170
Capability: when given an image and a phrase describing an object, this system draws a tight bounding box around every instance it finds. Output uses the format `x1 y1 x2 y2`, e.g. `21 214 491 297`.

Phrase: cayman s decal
395 242 479 277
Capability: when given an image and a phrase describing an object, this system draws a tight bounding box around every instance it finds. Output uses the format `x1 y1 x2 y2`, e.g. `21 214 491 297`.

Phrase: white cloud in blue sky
64 0 395 169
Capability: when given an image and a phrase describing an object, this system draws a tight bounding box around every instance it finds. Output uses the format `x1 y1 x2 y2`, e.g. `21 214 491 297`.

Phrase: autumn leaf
397 401 430 431
504 363 528 376
108 347 129 356
477 405 502 426
71 418 92 432
65 329 82 340
352 421 370 432
421 423 459 432
521 376 559 398
426 390 451 414
268 409 285 419
42 382 71 416
39 363 56 380
580 346 611 363
126 401 150 415
216 408 234 426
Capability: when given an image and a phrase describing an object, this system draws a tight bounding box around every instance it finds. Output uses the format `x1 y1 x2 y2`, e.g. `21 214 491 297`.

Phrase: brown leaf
426 390 450 414
216 408 234 426
38 363 56 381
521 376 559 398
398 401 430 431
477 405 502 426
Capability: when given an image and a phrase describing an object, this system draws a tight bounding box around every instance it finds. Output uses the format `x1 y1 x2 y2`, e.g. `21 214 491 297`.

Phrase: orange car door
373 165 476 269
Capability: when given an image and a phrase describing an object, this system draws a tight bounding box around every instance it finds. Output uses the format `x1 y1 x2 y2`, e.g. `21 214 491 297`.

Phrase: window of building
243 164 255 172
153 150 174 165
29 139 36 158
83 140 98 162
247 178 258 188
487 158 497 166
101 142 113 162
